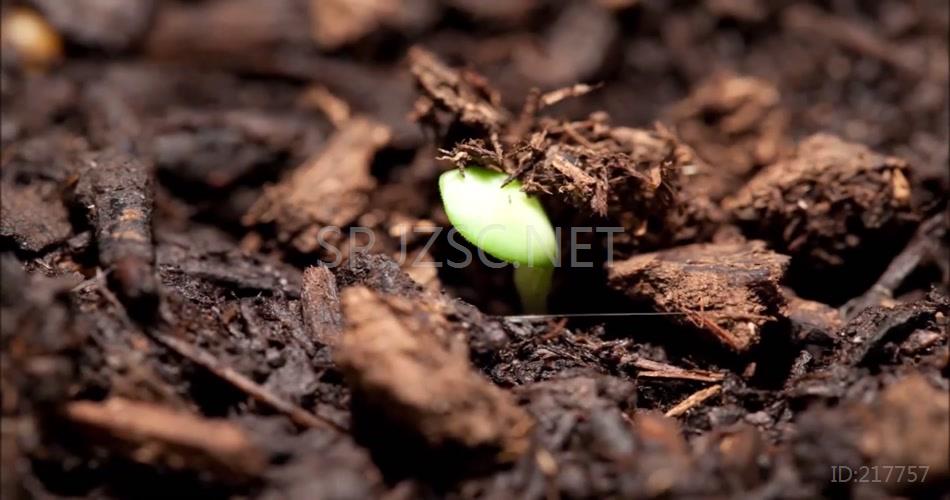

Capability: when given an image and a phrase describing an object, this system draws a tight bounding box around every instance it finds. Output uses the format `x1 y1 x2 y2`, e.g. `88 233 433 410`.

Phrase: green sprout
438 166 557 312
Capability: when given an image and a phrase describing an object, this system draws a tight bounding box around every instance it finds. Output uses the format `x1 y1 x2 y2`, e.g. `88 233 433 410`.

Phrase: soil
1 1 948 499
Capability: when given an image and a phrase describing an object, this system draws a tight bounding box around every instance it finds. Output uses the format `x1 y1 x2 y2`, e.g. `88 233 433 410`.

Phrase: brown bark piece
632 412 692 485
409 46 509 131
724 134 916 273
63 397 267 482
301 266 344 346
1 130 84 253
336 286 532 461
442 124 714 257
784 290 843 342
841 292 947 366
630 358 725 383
668 72 789 200
300 85 352 127
608 241 789 351
0 182 71 252
243 117 391 253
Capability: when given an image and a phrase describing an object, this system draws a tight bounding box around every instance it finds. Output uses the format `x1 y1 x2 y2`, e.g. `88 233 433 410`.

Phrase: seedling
439 166 557 312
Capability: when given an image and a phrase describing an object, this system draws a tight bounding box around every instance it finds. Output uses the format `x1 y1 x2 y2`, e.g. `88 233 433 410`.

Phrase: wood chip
632 358 725 383
336 286 533 461
244 117 391 253
609 241 789 351
0 182 72 252
664 385 722 418
724 134 916 300
301 266 344 346
63 397 266 481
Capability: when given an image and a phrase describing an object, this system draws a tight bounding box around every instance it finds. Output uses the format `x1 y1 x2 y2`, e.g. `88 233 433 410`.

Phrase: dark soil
2 1 948 499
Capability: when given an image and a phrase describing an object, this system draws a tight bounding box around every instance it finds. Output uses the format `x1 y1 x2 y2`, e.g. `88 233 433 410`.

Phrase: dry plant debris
416 49 703 253
409 46 510 131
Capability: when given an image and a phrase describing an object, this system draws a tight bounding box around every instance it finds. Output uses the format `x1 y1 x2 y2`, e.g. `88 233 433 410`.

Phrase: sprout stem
439 166 558 313
513 265 553 314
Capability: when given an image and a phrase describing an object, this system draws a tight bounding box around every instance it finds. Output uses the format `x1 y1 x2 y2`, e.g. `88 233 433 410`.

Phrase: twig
70 268 110 292
500 311 688 321
539 83 600 108
93 281 343 433
843 213 947 319
631 358 725 383
665 385 722 418
151 331 345 433
638 370 724 383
